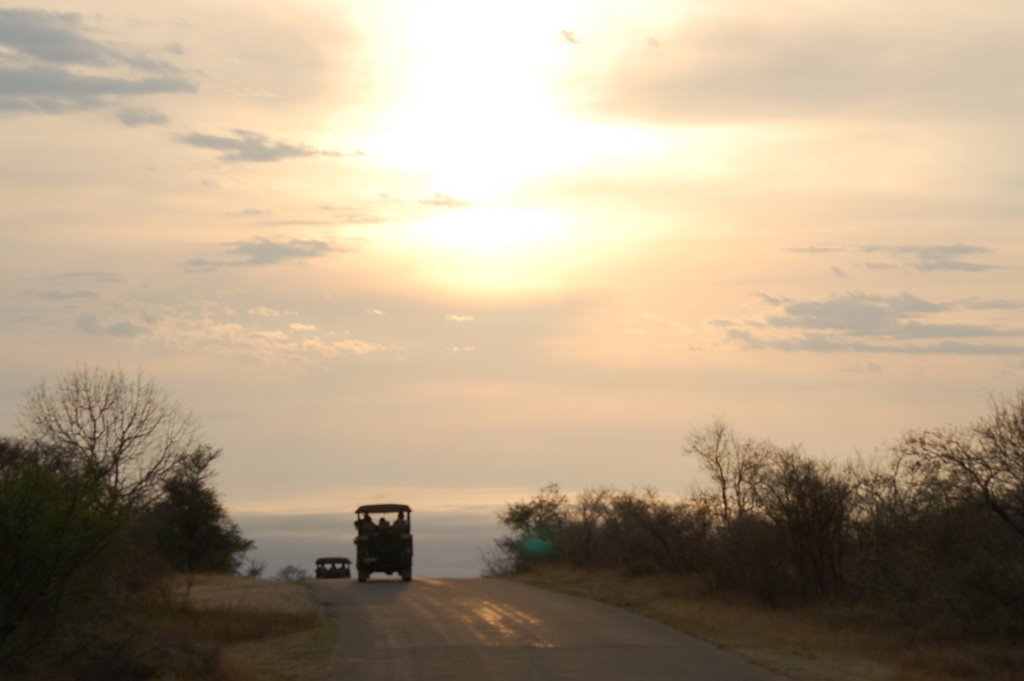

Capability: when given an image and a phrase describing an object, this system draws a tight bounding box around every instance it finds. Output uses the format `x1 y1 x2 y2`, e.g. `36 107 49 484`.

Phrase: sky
3 1 1024 573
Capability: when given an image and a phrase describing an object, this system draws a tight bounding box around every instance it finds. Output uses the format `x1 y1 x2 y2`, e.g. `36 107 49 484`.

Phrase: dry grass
170 573 323 617
509 567 1024 681
149 574 333 681
8 575 331 681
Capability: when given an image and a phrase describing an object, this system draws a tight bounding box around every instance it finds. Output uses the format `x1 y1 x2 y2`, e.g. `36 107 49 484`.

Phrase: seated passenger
357 513 375 536
394 511 409 533
378 517 391 531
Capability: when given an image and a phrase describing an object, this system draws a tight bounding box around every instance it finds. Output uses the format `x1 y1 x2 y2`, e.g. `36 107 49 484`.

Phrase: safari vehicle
314 556 351 579
354 503 413 582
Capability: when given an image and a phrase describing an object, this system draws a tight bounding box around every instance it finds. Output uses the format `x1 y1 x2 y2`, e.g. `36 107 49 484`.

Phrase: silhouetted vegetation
275 564 311 581
0 366 256 679
147 445 254 574
491 393 1024 643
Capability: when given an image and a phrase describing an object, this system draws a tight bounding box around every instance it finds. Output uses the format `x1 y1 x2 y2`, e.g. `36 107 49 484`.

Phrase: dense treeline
0 366 253 679
490 393 1024 641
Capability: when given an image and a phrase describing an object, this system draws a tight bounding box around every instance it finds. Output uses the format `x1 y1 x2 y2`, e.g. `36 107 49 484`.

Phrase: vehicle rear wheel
401 569 412 582
358 570 368 582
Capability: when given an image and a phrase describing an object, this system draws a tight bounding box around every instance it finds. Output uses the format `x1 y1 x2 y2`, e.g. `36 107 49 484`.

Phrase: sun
338 0 660 294
358 0 616 201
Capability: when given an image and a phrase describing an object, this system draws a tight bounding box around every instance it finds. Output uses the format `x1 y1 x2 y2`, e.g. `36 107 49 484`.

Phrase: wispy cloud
842 361 883 374
42 271 123 283
116 106 168 127
28 289 99 301
601 2 1024 123
418 193 469 208
178 129 360 163
183 237 339 272
248 306 296 318
0 9 195 113
723 291 1024 356
560 29 583 45
787 243 1004 273
54 300 389 362
729 329 1024 356
76 314 147 338
859 244 1002 272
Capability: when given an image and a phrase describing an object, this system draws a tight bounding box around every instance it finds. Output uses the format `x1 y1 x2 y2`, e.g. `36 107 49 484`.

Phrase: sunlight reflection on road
464 598 555 648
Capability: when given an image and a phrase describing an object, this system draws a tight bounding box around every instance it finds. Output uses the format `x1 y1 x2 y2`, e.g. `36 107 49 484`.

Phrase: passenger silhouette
394 511 409 533
356 513 375 536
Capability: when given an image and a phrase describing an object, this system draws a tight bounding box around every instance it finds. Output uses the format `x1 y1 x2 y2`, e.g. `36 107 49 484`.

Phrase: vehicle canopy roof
356 503 411 514
315 556 350 564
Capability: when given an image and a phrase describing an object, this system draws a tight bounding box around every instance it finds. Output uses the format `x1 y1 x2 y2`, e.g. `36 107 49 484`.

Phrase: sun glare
359 204 592 296
341 0 661 295
412 205 563 255
359 0 642 201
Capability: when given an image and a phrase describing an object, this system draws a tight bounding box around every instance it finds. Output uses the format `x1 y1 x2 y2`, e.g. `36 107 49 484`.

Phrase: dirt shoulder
506 567 1023 681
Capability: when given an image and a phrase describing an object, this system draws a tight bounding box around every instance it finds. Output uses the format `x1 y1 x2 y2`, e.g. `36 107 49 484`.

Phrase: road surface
311 578 789 680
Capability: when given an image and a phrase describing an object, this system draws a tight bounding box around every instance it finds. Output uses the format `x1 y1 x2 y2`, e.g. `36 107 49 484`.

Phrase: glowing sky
3 0 1024 522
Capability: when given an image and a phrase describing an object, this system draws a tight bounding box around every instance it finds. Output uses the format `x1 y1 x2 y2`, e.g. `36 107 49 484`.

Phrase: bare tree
755 449 852 599
899 390 1024 540
18 365 199 508
685 420 770 526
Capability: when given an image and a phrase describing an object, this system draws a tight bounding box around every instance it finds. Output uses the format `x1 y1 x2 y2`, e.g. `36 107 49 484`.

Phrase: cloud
248 306 296 318
723 291 1024 356
76 314 147 338
0 9 195 113
42 271 122 283
116 106 168 127
225 238 334 264
29 289 99 300
183 237 338 272
561 29 583 45
113 303 388 361
446 314 475 322
785 246 845 254
418 193 469 208
178 129 359 163
729 329 1024 356
859 244 1002 272
0 9 114 64
790 243 1003 273
597 2 1024 123
842 362 883 374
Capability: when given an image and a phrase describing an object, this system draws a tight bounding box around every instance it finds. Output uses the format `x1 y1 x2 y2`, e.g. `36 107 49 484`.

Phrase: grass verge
507 566 1024 681
166 574 334 681
9 574 333 681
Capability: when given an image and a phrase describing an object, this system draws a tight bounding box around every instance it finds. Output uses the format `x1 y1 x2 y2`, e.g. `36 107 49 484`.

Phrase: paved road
311 578 789 680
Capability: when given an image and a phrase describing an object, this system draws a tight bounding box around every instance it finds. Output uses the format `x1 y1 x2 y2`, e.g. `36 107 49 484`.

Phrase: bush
0 445 125 670
493 394 1024 641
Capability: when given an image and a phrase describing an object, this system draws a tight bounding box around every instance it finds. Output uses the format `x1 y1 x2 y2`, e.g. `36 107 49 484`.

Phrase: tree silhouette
148 446 254 573
19 365 199 508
